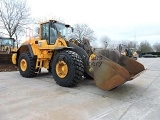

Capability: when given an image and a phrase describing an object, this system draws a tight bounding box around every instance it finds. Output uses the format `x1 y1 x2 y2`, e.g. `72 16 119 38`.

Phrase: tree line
117 40 160 53
0 0 160 53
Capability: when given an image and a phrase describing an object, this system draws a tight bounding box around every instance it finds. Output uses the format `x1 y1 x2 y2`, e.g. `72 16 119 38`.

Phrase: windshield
54 22 70 39
0 38 13 46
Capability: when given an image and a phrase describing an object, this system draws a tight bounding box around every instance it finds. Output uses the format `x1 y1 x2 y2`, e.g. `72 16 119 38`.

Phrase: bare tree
68 24 96 43
154 43 160 52
127 41 138 48
138 40 153 53
120 40 128 46
120 40 137 48
34 16 64 24
100 35 110 49
0 0 31 38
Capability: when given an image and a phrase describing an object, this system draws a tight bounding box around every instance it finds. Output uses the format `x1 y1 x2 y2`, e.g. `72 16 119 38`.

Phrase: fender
54 46 73 50
16 44 35 65
66 42 92 77
67 42 89 58
53 43 89 67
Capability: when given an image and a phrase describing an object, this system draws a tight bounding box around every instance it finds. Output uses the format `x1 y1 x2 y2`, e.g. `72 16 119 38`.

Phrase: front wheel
18 52 37 78
52 50 84 87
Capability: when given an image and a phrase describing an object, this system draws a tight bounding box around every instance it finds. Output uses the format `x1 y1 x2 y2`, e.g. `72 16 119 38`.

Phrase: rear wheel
18 52 37 78
47 67 52 73
52 50 84 87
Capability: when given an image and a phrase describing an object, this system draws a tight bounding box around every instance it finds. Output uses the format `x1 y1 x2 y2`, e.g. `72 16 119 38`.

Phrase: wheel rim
20 59 27 71
56 61 68 78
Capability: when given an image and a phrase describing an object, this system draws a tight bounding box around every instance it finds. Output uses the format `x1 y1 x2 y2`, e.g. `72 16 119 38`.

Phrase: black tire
18 52 37 78
84 72 93 79
47 68 51 72
52 50 84 87
47 67 52 74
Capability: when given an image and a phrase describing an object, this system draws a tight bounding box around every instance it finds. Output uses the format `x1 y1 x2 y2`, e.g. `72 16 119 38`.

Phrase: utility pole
105 42 108 49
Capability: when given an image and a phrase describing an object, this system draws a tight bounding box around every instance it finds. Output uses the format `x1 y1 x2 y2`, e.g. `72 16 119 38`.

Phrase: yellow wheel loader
0 37 17 54
12 20 145 90
0 37 17 63
120 45 138 60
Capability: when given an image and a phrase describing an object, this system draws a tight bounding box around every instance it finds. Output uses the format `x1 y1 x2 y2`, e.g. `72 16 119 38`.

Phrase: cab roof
40 20 70 27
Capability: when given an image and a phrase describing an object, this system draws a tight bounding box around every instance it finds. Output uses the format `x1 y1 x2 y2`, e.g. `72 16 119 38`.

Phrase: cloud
26 0 160 44
93 23 160 44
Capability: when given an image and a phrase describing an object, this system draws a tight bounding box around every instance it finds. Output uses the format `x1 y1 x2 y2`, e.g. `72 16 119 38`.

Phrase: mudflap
87 55 145 91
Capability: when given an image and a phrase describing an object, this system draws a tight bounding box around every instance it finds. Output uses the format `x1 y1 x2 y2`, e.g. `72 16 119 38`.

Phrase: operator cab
0 37 15 47
40 20 72 44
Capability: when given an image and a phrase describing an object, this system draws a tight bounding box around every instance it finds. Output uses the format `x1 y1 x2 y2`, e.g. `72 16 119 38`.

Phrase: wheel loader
119 44 138 60
0 37 17 54
0 37 17 63
12 20 145 90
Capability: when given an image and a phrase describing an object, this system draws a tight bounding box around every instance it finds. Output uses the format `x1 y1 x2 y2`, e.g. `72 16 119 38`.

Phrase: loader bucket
0 53 13 63
118 55 145 79
88 54 145 91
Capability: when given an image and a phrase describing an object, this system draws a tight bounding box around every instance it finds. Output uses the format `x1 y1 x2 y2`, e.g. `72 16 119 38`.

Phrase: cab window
50 25 57 44
41 23 49 42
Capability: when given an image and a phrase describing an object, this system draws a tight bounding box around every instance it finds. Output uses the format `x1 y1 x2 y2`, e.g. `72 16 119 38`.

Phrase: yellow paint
89 67 93 72
18 36 68 69
20 59 27 71
121 51 126 56
133 51 138 57
0 37 18 53
12 53 17 64
14 20 70 71
89 54 96 61
56 61 68 78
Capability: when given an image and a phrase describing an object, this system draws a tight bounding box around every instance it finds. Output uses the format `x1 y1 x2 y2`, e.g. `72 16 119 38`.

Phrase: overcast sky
27 0 160 45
